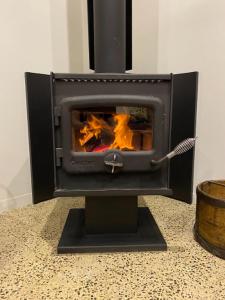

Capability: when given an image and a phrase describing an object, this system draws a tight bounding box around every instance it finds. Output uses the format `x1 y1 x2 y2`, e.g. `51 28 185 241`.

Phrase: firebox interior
71 106 153 153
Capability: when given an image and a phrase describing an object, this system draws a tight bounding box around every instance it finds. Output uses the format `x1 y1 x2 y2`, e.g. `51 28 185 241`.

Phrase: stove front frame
25 71 198 204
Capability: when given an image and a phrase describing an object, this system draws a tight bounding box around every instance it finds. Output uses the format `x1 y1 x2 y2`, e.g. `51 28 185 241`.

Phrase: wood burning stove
25 0 198 253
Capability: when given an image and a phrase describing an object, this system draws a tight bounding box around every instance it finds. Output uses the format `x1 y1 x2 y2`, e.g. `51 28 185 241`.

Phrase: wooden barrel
194 180 225 259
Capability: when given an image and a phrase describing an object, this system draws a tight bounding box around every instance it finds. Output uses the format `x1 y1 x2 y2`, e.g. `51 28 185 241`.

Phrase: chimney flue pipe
88 0 131 73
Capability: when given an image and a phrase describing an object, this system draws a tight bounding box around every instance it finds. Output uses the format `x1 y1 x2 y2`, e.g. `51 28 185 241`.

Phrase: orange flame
109 114 134 150
79 115 109 147
79 114 134 151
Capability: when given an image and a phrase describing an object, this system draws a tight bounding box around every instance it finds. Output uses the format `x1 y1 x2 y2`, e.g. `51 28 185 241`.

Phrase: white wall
49 0 89 73
157 0 225 191
49 0 70 72
0 0 53 211
132 0 159 73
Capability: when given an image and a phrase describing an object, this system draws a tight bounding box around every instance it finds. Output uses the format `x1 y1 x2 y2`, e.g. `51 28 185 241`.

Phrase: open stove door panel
170 72 198 203
25 72 55 204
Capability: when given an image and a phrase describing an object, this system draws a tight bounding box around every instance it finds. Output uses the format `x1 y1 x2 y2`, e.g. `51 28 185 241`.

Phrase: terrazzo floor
0 196 225 300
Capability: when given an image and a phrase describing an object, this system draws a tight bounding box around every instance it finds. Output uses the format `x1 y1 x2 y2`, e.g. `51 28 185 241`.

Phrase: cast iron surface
85 196 138 234
55 187 172 197
54 73 171 80
57 207 167 253
25 73 55 203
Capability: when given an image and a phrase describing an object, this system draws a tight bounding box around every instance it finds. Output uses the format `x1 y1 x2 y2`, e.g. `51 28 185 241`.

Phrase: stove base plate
57 207 167 253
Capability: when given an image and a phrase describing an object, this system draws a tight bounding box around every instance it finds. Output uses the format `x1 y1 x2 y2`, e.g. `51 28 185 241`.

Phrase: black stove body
25 0 198 253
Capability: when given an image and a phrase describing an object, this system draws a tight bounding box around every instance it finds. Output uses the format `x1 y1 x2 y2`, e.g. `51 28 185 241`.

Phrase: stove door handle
104 161 123 167
104 153 123 173
151 137 197 166
104 161 123 174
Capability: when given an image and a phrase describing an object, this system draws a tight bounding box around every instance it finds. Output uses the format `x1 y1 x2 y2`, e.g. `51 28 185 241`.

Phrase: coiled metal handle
151 137 197 166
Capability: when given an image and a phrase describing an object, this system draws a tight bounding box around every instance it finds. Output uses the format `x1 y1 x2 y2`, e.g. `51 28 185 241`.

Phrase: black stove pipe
88 0 132 73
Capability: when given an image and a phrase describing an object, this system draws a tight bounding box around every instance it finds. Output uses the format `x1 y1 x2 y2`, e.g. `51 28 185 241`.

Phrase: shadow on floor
40 197 84 252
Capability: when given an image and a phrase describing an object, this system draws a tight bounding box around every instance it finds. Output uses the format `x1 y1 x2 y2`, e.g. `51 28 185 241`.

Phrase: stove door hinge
56 148 63 166
54 106 61 126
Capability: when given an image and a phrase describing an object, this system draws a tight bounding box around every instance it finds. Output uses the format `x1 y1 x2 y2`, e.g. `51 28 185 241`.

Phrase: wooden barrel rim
197 180 225 208
194 224 225 259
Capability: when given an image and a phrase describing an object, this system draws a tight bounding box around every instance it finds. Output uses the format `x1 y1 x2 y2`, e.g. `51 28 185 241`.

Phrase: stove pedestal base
57 207 167 253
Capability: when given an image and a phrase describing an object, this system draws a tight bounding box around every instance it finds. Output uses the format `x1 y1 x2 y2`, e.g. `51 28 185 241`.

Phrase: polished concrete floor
0 196 225 300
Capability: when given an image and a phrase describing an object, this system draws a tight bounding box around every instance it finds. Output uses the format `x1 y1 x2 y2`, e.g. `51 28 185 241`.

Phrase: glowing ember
92 145 109 152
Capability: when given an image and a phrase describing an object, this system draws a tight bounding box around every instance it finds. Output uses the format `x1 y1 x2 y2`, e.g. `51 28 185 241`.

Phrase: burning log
79 114 111 147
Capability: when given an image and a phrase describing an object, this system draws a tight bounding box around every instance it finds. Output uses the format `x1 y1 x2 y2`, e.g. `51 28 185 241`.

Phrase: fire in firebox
72 106 153 153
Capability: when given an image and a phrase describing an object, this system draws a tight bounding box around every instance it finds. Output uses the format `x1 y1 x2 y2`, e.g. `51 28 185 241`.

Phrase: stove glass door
71 106 154 153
